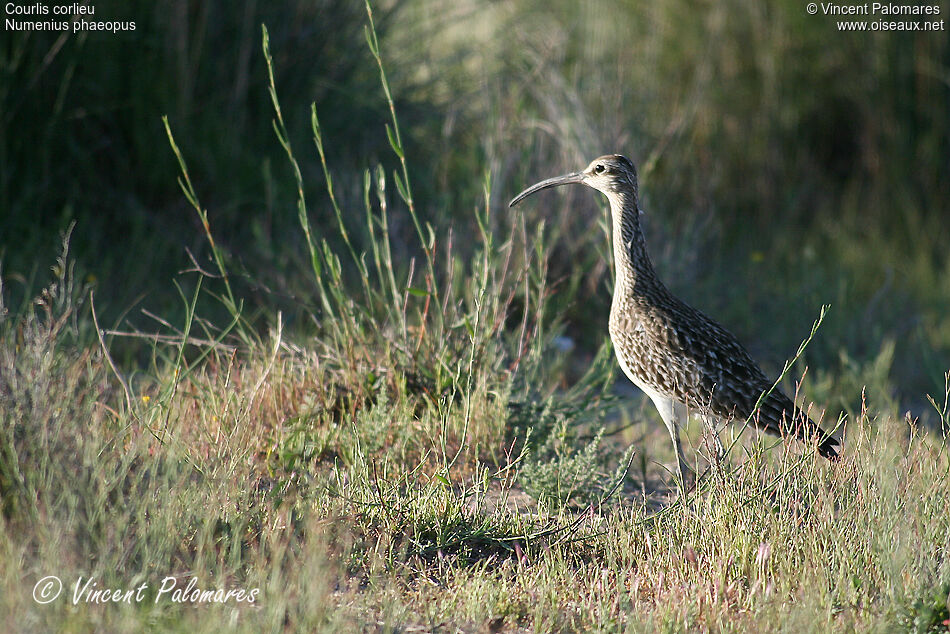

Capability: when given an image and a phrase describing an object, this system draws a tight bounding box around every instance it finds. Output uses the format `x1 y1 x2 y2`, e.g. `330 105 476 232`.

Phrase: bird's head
508 154 639 207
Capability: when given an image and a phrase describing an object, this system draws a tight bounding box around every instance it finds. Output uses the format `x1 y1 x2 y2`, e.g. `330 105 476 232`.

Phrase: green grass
2 1 950 631
3 248 950 631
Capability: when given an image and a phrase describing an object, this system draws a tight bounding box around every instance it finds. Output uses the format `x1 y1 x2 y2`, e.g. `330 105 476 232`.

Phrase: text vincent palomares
72 576 259 606
817 2 941 15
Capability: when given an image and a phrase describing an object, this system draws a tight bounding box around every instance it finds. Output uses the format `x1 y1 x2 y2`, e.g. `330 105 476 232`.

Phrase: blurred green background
2 0 948 415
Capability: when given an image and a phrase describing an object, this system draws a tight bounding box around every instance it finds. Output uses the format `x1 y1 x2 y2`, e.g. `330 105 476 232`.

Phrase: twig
90 291 133 415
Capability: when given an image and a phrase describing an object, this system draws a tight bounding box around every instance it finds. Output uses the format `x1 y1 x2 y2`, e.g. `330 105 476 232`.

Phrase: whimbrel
510 154 839 488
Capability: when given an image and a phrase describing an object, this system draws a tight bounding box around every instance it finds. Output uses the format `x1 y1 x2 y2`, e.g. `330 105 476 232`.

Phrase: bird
509 154 839 489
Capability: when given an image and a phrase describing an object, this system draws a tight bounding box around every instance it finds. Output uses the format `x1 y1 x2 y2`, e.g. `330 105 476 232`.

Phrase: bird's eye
594 164 605 174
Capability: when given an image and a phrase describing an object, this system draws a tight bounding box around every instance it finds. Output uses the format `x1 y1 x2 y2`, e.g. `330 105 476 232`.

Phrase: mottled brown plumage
510 154 839 486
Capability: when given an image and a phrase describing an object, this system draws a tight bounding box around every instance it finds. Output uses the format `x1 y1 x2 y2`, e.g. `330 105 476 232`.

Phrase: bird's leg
667 422 690 494
712 424 725 461
649 394 691 495
701 415 727 481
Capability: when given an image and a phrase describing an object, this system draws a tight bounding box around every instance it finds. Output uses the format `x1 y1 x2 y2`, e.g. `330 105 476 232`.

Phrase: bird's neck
607 191 662 297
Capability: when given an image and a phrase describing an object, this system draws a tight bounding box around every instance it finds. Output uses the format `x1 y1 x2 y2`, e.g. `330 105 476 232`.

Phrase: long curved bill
508 172 584 207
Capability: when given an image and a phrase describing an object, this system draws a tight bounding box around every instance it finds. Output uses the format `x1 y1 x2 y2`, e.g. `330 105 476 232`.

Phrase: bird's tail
793 408 840 462
759 393 840 461
815 429 840 461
